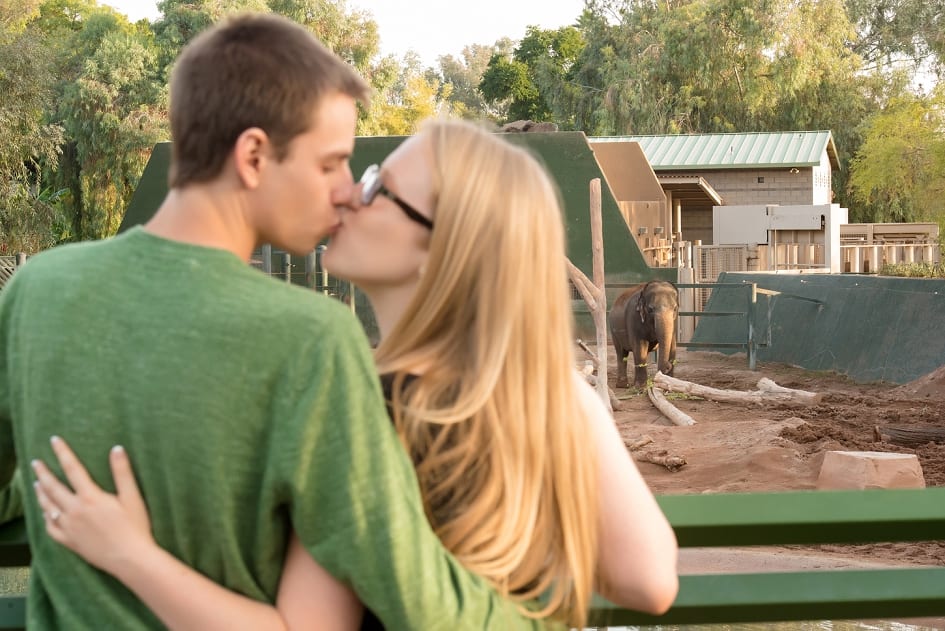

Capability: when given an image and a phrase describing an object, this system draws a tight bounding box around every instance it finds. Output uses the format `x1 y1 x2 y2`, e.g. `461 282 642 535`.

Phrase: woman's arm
31 436 362 631
573 375 679 614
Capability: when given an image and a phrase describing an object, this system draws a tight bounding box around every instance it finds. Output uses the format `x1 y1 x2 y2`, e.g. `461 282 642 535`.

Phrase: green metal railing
675 281 761 369
588 487 945 626
4 488 944 628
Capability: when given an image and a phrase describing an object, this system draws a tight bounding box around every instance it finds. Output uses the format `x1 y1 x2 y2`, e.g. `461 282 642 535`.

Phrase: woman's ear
233 127 270 189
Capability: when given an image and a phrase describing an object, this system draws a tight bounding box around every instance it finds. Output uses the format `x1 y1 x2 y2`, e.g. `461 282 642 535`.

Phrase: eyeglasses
359 164 434 230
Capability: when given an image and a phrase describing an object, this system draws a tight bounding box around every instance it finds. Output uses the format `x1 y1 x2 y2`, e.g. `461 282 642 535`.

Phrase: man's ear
233 127 270 189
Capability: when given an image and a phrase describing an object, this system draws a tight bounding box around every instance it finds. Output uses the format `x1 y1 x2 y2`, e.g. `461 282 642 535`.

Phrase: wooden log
627 435 654 451
583 373 622 411
654 372 820 407
566 259 602 311
636 449 687 471
874 425 945 447
647 386 697 426
756 378 824 404
576 339 597 365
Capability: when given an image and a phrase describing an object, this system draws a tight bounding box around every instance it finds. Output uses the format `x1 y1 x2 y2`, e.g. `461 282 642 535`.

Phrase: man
0 13 539 629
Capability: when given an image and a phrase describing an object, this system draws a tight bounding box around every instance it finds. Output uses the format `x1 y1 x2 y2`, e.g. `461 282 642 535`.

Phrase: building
590 130 840 245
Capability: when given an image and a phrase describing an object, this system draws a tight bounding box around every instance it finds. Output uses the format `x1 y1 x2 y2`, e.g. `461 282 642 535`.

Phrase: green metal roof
588 131 839 171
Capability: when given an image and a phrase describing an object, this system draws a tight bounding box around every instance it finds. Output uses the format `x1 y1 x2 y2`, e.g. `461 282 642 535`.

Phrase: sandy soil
606 349 945 580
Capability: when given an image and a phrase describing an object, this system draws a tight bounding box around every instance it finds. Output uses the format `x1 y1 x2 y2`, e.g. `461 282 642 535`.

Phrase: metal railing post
747 283 757 371
261 244 272 275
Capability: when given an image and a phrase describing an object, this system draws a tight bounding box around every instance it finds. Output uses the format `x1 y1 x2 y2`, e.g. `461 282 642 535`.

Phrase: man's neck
145 187 258 262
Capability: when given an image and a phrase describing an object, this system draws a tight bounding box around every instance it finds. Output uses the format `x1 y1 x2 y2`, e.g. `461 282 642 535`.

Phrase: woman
32 118 678 629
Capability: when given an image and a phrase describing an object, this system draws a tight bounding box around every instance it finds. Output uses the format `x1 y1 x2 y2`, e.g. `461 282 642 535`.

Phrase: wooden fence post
589 179 609 409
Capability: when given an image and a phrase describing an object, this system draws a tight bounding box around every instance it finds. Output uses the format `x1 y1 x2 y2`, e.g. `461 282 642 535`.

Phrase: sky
99 1 587 67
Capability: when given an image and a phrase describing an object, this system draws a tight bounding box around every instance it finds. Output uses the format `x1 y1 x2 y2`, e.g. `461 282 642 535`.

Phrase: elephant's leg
613 340 630 388
631 341 651 386
667 337 678 376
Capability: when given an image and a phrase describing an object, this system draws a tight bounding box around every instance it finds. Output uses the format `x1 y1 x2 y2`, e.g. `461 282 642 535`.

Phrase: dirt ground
607 349 945 574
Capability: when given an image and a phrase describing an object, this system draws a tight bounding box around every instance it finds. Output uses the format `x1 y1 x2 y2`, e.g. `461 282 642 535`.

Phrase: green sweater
0 228 545 630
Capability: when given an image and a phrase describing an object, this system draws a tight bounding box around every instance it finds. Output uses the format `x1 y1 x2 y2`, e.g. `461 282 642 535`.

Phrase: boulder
816 450 925 490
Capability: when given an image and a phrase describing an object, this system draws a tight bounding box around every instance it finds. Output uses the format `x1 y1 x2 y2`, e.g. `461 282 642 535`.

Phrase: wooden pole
589 178 610 411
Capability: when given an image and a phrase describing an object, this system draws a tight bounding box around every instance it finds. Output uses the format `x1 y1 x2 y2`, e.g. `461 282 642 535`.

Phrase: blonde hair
375 119 599 627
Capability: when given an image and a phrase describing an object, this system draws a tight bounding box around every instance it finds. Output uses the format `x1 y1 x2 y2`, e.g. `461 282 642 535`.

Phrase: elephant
608 280 679 388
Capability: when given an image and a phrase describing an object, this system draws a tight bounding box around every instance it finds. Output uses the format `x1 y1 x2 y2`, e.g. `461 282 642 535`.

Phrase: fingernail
111 445 125 455
32 481 38 489
30 460 38 470
50 436 60 445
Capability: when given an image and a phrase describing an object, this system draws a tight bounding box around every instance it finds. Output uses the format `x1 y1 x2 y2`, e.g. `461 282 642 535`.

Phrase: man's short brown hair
167 12 370 188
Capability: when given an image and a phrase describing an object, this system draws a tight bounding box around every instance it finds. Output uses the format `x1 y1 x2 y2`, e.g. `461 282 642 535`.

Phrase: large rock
817 450 926 490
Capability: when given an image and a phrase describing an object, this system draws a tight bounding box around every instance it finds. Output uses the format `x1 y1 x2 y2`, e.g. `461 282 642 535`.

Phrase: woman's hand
31 436 154 576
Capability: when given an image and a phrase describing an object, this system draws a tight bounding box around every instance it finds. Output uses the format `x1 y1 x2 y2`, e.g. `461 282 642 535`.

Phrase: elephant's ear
637 294 647 322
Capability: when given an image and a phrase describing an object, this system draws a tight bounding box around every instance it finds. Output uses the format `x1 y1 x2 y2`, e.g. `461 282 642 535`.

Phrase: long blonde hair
375 119 599 627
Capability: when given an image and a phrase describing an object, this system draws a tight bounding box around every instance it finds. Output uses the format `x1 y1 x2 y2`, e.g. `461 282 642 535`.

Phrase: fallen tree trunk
653 372 821 407
874 425 945 447
636 449 687 471
647 386 697 426
756 378 824 405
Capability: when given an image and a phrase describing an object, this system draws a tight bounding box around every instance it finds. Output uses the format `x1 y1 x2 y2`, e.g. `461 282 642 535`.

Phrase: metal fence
0 255 27 289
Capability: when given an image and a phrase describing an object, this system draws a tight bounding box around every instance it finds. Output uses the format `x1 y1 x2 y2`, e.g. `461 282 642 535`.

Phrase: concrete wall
813 152 833 205
664 167 817 207
691 272 945 384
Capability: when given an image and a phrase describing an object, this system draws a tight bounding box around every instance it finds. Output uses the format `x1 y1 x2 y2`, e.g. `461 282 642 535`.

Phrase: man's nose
332 180 364 209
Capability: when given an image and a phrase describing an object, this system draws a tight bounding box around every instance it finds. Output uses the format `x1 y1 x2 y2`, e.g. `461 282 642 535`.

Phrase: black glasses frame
359 164 434 230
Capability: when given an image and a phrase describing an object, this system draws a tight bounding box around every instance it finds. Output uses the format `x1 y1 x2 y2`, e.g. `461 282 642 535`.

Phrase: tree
359 52 450 135
0 2 65 253
34 6 167 241
153 0 267 79
437 42 508 121
845 0 945 78
268 0 380 73
848 87 945 229
479 25 584 124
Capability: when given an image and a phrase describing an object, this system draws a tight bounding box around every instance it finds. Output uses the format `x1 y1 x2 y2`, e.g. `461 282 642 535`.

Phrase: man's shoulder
249 281 369 343
18 239 103 269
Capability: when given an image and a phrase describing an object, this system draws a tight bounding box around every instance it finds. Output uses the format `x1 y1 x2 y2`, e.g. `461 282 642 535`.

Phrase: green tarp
692 272 945 384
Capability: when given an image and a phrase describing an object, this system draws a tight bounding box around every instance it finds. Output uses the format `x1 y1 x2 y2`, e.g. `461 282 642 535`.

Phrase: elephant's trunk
653 311 675 376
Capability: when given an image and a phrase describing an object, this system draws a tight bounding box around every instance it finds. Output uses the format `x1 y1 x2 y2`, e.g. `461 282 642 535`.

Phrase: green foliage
153 0 267 79
268 0 380 72
848 86 945 227
359 58 448 135
479 25 584 125
879 262 945 277
572 0 867 137
38 7 167 241
846 0 945 76
0 23 66 253
436 43 506 121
